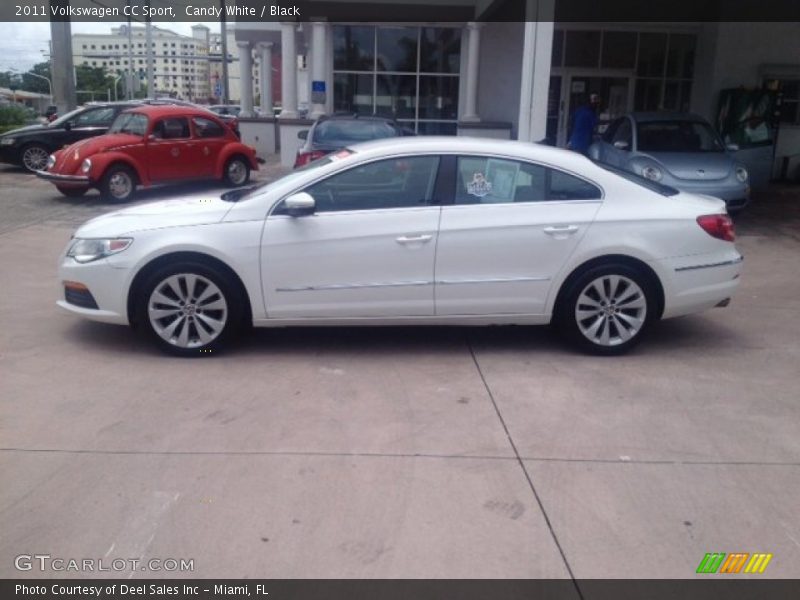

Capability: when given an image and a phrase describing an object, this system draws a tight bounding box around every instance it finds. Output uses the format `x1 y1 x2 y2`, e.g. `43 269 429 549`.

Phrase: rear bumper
659 252 743 319
35 170 90 186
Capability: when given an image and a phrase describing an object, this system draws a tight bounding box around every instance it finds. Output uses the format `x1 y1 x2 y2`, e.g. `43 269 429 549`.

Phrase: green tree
21 62 53 95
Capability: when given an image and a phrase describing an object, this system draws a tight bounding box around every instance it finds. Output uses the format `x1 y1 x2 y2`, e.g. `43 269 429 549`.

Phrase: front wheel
136 262 242 357
223 156 250 186
100 164 137 202
21 144 50 172
556 264 656 355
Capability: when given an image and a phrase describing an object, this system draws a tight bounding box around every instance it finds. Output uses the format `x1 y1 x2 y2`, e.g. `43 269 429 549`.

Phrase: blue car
589 112 750 213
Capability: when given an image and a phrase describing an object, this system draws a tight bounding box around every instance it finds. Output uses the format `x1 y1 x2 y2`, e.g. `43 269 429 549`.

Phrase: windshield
637 120 725 153
108 112 148 136
596 162 679 196
222 150 355 203
48 107 85 128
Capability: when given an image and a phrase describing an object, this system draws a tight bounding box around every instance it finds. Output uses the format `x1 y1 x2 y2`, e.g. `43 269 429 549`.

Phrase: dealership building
231 1 799 179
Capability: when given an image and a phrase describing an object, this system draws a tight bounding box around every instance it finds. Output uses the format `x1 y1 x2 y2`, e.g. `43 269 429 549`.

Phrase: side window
152 117 191 140
549 169 602 200
302 156 440 213
603 118 622 143
611 118 632 147
192 117 225 138
73 107 116 127
455 156 546 204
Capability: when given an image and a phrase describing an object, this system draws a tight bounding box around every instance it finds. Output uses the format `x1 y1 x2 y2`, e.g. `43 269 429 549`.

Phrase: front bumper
671 181 750 209
0 144 21 165
35 170 90 186
57 256 130 325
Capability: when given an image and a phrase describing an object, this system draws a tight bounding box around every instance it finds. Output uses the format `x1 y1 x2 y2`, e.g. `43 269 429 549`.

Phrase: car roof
629 112 709 124
317 114 397 124
120 104 219 119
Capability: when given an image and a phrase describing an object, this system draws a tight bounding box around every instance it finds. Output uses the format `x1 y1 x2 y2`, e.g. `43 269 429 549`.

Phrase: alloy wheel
227 159 247 185
108 171 133 200
22 146 49 171
147 273 228 349
575 274 647 347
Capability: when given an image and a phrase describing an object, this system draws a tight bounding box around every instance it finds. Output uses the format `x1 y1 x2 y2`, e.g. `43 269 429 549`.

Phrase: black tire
135 261 243 357
100 164 137 202
555 262 657 356
223 155 250 187
21 143 50 172
56 185 88 197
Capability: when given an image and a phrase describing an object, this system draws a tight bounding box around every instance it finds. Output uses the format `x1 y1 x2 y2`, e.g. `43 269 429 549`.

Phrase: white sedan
57 137 742 356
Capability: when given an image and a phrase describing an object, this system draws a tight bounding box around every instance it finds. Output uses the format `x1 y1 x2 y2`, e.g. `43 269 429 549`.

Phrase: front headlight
67 238 132 263
81 158 92 174
0 137 16 146
46 154 56 169
735 166 748 183
641 165 663 181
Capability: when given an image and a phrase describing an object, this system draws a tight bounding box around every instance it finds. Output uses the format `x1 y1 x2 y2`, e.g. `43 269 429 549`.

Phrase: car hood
639 151 734 181
53 133 142 173
1 123 46 137
75 194 235 237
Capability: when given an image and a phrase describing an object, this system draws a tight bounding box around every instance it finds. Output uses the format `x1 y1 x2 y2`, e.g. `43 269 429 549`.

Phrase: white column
258 42 274 117
279 22 299 119
517 0 555 142
309 21 327 119
461 22 482 122
237 41 254 117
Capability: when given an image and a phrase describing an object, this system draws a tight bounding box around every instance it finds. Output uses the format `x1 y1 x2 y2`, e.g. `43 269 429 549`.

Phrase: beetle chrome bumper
35 170 90 185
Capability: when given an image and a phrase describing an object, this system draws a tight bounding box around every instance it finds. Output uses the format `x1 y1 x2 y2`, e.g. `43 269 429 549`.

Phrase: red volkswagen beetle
36 105 258 202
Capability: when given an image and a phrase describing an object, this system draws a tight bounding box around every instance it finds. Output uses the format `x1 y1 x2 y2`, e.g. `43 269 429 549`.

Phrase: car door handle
543 225 579 235
396 234 433 244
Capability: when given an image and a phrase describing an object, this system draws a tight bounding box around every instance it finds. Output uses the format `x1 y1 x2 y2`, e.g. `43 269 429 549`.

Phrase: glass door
557 74 633 148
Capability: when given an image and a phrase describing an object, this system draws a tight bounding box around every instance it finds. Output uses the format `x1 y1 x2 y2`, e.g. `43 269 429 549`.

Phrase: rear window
597 162 679 196
313 120 398 144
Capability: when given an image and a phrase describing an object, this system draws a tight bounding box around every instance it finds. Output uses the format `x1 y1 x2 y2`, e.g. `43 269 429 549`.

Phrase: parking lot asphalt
0 165 799 580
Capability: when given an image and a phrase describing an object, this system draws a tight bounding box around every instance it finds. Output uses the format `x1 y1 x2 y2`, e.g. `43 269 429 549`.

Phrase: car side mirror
298 130 308 141
284 192 315 217
726 143 740 152
64 121 72 131
613 140 629 150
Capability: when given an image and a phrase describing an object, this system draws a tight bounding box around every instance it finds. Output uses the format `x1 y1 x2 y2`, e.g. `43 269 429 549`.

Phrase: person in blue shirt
567 93 601 155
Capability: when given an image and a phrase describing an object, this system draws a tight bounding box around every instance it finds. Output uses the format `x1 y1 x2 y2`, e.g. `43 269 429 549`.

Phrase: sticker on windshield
467 172 492 197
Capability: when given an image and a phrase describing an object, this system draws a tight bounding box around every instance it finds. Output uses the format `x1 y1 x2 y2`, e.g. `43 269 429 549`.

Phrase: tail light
294 150 326 168
697 214 735 242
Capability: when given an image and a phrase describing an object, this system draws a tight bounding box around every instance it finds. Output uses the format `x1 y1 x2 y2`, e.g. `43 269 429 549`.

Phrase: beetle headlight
81 158 92 174
641 165 663 181
735 166 748 183
46 154 56 169
67 238 132 263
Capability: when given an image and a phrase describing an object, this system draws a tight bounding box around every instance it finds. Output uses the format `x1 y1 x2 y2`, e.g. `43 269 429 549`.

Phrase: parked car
0 102 145 172
588 112 750 212
36 104 258 202
55 137 741 356
209 104 241 117
294 114 412 168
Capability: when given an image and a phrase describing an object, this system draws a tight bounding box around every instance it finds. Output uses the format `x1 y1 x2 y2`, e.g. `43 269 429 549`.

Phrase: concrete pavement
0 167 798 579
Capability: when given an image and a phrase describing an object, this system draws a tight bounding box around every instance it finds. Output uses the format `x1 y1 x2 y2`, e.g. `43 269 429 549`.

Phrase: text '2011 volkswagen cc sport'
57 137 742 356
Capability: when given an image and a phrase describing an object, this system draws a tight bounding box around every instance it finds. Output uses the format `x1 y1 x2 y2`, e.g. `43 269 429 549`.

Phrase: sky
0 21 220 72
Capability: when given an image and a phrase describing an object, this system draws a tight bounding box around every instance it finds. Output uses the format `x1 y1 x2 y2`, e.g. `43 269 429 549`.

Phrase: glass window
418 76 459 120
312 120 399 144
420 28 461 73
637 33 667 77
636 120 724 153
303 156 440 212
551 29 564 67
109 112 148 136
564 30 600 68
192 117 225 138
73 107 116 127
152 117 190 140
634 79 663 111
333 25 374 71
666 34 696 79
611 118 632 146
417 122 457 135
375 74 417 118
455 157 547 204
549 170 602 200
333 73 374 114
376 27 417 72
601 31 636 69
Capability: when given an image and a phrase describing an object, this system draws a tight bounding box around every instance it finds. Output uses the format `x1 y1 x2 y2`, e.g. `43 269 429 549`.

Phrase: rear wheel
21 144 49 172
56 186 88 197
136 262 242 357
100 164 137 202
557 263 656 355
223 156 250 186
